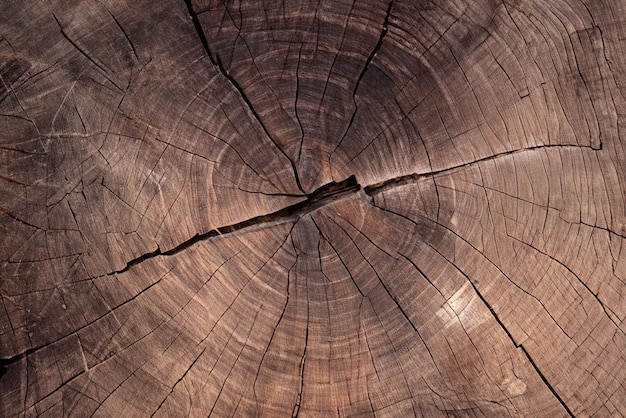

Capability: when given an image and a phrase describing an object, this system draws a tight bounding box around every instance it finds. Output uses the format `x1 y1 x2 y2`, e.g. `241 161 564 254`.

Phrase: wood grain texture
1 0 625 416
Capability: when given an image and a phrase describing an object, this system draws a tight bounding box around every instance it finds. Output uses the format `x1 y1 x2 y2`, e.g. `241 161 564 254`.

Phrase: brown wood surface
1 0 626 416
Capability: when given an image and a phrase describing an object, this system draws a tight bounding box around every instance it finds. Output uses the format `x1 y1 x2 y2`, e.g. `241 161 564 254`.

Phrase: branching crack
368 201 576 417
183 0 305 193
52 14 123 92
2 132 603 409
331 1 393 157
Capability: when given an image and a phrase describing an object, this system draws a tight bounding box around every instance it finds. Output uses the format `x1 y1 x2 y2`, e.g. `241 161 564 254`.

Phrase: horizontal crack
0 177 359 367
0 139 605 384
364 143 600 196
109 175 359 276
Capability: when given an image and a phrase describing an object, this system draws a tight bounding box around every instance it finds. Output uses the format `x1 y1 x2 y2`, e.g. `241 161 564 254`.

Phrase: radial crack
52 13 123 91
330 1 393 156
150 347 207 417
519 345 575 417
183 0 214 63
363 143 600 197
183 0 305 193
91 175 358 279
366 197 576 416
353 0 393 99
215 55 306 194
292 291 309 417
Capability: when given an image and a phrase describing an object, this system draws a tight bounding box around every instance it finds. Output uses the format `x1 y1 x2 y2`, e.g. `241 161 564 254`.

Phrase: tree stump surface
1 0 626 416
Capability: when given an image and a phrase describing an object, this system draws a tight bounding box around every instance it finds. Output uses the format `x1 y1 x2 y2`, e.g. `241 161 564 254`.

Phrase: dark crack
353 1 393 99
214 55 306 194
1 138 604 398
108 11 140 63
183 0 305 194
370 200 576 417
150 347 206 417
53 13 123 92
253 230 298 414
292 288 309 418
327 216 440 370
18 142 601 289
295 44 305 164
106 175 359 277
520 345 575 417
364 143 600 197
456 259 575 417
331 1 393 157
183 0 214 63
0 268 173 369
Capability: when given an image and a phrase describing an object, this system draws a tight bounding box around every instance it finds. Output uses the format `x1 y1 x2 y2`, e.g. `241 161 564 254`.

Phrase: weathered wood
1 0 626 416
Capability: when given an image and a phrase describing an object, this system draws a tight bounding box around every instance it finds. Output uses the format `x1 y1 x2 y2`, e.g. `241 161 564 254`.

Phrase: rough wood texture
1 0 626 416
